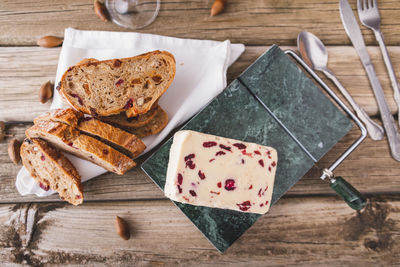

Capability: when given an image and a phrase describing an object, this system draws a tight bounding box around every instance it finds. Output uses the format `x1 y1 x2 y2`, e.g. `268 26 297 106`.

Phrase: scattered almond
210 0 226 16
39 80 54 104
8 138 21 165
115 216 130 240
37 36 63 48
94 0 109 22
0 121 5 141
0 121 12 142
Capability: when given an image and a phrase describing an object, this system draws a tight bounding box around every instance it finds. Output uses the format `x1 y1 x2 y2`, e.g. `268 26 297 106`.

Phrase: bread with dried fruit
20 138 83 205
59 50 175 117
35 108 146 158
26 120 136 175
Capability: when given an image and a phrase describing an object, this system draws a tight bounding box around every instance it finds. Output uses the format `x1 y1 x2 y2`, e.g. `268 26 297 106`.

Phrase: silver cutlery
339 0 400 161
297 31 384 141
357 0 400 127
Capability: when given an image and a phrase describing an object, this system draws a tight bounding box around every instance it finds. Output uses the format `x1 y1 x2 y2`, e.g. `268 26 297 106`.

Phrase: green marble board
141 45 353 253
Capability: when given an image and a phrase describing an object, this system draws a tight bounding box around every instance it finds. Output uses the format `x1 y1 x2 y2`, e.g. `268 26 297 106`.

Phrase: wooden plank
1 0 400 46
1 45 400 121
0 47 58 121
0 196 399 265
0 119 398 203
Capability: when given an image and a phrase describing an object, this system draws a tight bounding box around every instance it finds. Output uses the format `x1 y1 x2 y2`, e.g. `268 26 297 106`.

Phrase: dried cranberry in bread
35 108 146 158
20 138 83 205
26 120 136 175
100 104 160 129
59 50 176 117
124 106 168 138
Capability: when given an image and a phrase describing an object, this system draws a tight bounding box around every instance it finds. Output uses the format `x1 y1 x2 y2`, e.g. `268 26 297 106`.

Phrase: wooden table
1 0 399 265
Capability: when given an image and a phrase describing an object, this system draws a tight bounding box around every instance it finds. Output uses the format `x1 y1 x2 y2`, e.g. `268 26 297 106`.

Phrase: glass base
105 0 160 30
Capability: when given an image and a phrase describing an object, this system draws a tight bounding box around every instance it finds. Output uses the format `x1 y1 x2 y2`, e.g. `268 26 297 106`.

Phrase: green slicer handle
330 176 367 210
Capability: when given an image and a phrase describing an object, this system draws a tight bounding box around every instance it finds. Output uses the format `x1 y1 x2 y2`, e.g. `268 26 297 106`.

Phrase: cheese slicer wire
284 50 367 211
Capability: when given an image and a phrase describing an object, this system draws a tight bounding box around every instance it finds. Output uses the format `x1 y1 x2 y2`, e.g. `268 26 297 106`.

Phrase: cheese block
164 130 278 214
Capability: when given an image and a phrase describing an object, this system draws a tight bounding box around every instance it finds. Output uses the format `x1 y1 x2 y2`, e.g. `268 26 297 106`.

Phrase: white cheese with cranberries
164 130 278 214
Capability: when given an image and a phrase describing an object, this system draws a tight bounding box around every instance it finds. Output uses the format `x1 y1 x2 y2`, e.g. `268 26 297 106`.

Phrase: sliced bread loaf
59 50 176 117
26 120 136 175
35 108 146 158
20 138 83 205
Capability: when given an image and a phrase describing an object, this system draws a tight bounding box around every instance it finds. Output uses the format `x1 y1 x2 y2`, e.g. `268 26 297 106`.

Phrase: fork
357 0 400 126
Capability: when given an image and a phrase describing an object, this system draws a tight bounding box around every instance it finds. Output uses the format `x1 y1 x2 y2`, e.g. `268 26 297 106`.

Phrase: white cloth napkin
16 28 245 197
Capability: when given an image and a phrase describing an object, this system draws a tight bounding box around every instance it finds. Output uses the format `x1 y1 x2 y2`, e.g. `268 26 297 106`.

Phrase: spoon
297 31 384 141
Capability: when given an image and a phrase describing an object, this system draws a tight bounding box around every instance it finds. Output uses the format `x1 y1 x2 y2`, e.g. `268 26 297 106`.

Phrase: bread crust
26 120 136 175
59 50 176 117
20 138 84 205
35 108 146 158
34 108 84 128
75 58 99 66
79 118 146 158
124 107 168 138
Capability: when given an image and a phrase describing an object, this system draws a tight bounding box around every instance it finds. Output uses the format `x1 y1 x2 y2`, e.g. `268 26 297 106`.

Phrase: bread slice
35 108 146 158
59 50 176 117
26 120 136 175
125 106 168 138
34 108 84 128
78 118 146 158
20 138 83 205
100 104 159 129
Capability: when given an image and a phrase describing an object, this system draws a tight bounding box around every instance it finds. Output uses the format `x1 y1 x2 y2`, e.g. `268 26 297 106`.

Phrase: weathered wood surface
1 45 400 121
1 0 400 265
0 120 397 203
1 0 400 46
0 196 399 266
0 46 399 203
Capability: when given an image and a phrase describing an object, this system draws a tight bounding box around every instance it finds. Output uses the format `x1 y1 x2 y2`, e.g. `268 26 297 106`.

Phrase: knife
339 0 400 161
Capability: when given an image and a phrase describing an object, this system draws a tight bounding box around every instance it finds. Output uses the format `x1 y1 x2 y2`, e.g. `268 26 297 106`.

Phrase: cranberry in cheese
164 130 278 214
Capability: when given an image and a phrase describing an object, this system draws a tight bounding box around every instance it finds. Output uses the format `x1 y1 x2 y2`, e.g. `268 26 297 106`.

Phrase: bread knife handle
330 176 367 210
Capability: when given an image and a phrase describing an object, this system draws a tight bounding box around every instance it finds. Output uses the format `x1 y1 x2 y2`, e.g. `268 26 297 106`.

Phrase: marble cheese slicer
285 50 367 210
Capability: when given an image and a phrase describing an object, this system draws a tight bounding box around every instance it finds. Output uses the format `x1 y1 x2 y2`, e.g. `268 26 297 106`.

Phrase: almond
0 121 5 141
0 121 12 142
37 36 63 48
8 138 21 165
39 80 54 104
137 97 144 106
115 216 130 240
210 0 226 16
94 0 109 22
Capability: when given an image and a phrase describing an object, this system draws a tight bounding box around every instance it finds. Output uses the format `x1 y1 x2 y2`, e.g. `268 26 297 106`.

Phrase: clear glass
105 0 160 30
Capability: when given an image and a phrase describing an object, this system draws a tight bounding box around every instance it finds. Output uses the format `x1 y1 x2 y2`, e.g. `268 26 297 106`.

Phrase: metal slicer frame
284 50 367 180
